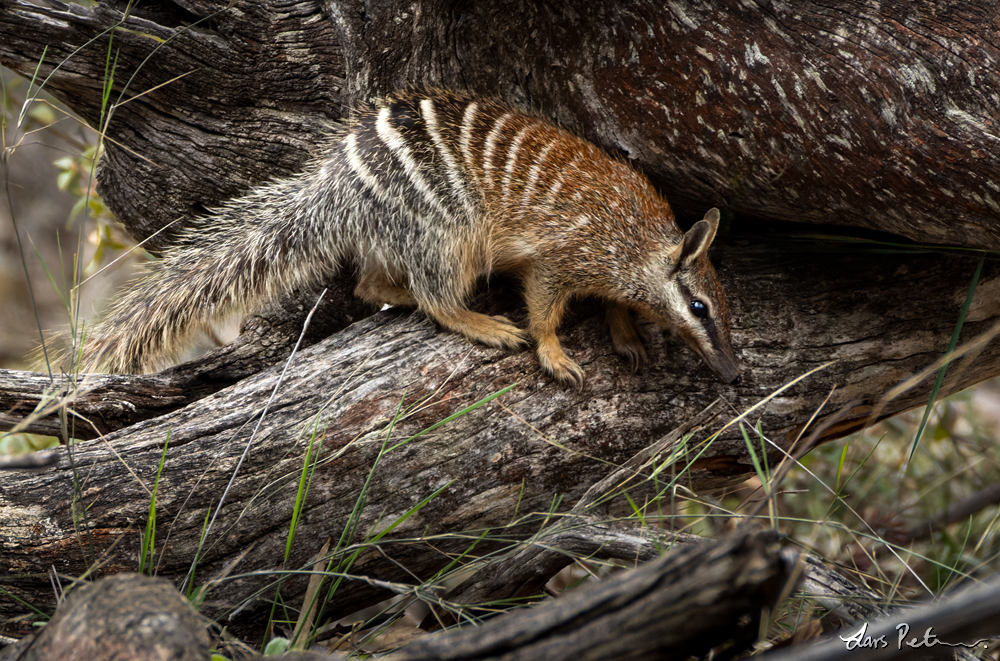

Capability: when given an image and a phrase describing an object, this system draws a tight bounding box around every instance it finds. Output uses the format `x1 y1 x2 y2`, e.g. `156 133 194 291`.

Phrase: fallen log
0 574 209 661
0 529 798 661
2 240 998 630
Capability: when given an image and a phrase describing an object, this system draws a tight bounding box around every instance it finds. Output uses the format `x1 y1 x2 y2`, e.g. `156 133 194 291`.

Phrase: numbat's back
80 91 740 387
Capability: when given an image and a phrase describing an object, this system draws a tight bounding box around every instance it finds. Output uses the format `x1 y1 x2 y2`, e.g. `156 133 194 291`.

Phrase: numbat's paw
606 304 647 372
431 308 531 350
537 344 586 389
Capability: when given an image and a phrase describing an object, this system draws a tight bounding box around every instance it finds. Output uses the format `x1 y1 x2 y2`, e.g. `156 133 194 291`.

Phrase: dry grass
779 381 1000 595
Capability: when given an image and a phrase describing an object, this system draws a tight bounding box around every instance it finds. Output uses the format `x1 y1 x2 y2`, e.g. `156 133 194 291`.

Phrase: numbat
81 92 740 387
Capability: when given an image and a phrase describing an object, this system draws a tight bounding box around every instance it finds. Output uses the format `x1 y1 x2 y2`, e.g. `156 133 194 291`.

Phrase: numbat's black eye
690 299 708 319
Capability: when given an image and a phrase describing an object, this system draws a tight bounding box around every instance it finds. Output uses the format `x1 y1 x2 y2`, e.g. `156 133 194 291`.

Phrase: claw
606 304 647 371
538 347 586 390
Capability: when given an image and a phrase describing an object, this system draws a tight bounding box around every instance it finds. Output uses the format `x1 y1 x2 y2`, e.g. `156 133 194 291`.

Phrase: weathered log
389 529 798 661
1 1 999 251
1 279 372 439
419 401 717 630
762 574 1000 661
2 239 999 631
0 574 209 661
0 529 798 661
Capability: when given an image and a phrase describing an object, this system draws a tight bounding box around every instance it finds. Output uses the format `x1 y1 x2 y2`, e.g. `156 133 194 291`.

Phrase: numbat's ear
678 207 721 267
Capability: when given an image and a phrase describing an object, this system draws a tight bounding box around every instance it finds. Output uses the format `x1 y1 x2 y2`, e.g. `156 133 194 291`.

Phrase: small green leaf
27 103 55 125
56 170 75 191
263 637 290 656
53 156 75 171
69 196 87 223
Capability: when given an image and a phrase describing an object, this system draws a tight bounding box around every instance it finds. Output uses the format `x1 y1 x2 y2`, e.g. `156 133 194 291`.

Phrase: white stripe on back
522 139 557 207
501 123 536 206
421 97 476 220
376 106 455 223
482 112 513 193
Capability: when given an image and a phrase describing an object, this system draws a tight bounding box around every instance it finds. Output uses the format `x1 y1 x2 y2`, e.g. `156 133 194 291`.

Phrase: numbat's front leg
424 305 530 351
522 267 585 388
605 302 647 371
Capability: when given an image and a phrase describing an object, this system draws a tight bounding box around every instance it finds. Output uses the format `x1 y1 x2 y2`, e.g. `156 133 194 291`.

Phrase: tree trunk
1 1 999 250
3 0 1000 643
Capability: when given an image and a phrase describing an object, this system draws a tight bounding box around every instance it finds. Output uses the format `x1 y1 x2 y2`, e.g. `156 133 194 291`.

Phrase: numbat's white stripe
459 101 481 189
522 140 556 208
481 112 514 193
375 107 455 224
421 97 476 220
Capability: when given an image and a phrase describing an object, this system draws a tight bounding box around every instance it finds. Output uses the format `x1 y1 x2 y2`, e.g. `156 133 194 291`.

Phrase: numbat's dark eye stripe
690 299 708 318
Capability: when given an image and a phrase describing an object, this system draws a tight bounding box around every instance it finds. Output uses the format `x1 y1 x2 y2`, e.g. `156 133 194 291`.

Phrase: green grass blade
139 433 170 575
741 423 768 495
367 479 455 544
0 586 50 619
908 254 985 464
388 382 517 451
16 46 48 126
834 442 848 491
284 423 321 563
185 503 214 606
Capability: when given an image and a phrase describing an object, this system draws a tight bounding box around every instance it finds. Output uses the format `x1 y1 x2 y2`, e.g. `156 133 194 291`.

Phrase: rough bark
0 530 798 661
3 240 1000 631
2 1 1000 251
0 574 210 661
3 0 1000 648
390 529 798 661
1 279 373 439
419 405 717 630
761 575 1000 661
6 532 991 661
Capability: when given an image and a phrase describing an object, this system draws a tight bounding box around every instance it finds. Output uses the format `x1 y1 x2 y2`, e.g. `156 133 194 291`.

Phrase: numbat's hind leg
355 270 417 307
424 305 530 351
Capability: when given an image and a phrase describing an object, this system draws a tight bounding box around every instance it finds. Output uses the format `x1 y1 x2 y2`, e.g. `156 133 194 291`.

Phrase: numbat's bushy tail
81 91 740 387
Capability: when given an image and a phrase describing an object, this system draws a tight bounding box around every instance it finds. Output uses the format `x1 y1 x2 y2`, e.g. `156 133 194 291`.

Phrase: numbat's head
644 208 740 384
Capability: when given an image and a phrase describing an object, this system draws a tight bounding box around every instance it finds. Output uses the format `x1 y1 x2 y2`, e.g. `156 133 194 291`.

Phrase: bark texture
2 241 999 629
0 574 210 661
1 1 999 250
0 530 798 661
762 575 1000 661
390 529 797 661
1 280 373 439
